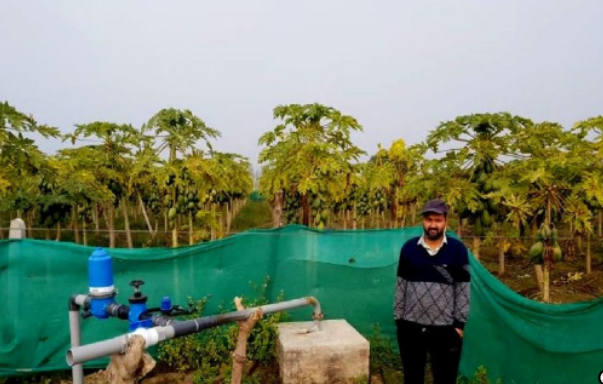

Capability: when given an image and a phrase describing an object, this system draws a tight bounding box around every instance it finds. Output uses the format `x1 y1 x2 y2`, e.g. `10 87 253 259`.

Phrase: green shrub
458 366 502 384
156 276 290 383
366 324 401 376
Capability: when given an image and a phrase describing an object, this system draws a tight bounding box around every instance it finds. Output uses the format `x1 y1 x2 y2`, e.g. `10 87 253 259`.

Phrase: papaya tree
258 103 365 229
521 157 572 302
0 101 60 235
425 112 533 259
570 116 603 253
65 121 140 248
144 108 221 247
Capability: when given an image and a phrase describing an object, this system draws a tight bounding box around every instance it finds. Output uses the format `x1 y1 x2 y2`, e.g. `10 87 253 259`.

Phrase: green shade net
1 225 602 383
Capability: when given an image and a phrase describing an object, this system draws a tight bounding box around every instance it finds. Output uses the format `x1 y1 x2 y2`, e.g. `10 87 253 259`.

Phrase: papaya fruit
481 210 492 227
474 217 483 237
551 227 558 242
478 172 488 187
485 161 493 174
553 244 562 261
542 225 551 240
483 180 492 193
487 199 497 213
528 241 544 259
321 209 329 221
168 207 177 220
475 201 485 215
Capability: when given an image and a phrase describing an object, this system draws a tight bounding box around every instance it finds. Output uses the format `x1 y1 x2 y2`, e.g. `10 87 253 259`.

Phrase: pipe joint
69 294 89 311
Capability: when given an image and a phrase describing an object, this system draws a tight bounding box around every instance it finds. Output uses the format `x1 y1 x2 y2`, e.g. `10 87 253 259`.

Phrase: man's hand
455 328 464 338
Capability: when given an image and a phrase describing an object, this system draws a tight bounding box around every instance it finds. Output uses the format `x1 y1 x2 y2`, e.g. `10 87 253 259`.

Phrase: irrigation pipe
66 296 323 366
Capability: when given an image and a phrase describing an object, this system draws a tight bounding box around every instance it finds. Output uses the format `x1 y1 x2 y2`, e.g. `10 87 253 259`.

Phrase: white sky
1 0 602 170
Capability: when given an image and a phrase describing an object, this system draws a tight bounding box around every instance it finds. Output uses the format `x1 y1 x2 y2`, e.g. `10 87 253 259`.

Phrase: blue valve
161 297 172 313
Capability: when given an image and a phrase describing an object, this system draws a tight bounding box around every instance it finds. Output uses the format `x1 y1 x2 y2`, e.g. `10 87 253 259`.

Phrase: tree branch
231 297 264 384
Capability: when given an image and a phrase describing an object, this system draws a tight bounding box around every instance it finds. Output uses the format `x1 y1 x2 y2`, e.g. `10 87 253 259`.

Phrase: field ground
2 201 602 383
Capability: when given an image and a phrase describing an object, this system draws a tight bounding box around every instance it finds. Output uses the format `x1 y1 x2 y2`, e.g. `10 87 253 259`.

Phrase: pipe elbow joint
69 294 89 311
306 296 323 319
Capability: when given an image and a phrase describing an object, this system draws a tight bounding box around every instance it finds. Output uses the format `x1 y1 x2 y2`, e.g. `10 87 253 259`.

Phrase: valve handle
129 280 145 292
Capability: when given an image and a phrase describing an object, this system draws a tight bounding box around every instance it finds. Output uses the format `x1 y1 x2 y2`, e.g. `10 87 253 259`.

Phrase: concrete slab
276 319 369 384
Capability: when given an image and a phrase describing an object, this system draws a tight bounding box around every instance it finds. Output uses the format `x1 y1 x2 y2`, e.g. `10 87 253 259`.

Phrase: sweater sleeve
393 246 407 320
452 245 471 330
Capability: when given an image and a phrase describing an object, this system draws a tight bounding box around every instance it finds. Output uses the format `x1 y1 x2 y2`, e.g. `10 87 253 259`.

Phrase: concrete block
9 218 26 239
277 319 369 384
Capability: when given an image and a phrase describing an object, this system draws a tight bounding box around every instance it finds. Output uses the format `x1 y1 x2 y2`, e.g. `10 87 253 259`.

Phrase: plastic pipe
67 296 323 366
69 294 89 384
172 296 323 338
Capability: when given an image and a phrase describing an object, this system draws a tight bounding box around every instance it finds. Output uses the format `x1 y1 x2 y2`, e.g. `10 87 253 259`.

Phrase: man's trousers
396 319 464 384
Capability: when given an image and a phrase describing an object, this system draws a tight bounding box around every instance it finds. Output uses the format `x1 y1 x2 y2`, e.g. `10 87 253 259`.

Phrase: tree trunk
27 210 34 238
123 198 133 249
472 237 481 259
598 211 602 238
56 222 61 241
94 204 100 235
353 201 357 230
272 190 283 228
138 195 154 236
83 221 88 246
45 227 50 240
411 203 417 225
301 193 310 227
72 206 80 244
189 211 194 246
210 203 216 241
227 201 233 234
164 209 168 233
586 231 592 274
534 264 544 292
108 204 115 249
543 265 550 302
498 242 505 276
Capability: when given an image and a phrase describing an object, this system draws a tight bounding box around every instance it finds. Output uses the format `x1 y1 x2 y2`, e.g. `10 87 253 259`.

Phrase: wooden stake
231 297 264 384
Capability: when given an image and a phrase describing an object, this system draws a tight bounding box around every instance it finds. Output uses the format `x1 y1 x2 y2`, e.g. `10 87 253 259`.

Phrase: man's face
423 212 447 240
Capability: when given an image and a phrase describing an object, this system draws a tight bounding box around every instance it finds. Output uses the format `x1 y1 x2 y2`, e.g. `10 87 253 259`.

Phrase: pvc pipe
172 296 323 338
67 296 322 366
69 294 89 384
67 327 173 366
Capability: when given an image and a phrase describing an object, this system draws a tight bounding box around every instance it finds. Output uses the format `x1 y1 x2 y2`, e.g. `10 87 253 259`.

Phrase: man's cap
421 199 448 215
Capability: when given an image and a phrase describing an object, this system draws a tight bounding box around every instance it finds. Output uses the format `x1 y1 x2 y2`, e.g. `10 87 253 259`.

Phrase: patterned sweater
394 235 471 330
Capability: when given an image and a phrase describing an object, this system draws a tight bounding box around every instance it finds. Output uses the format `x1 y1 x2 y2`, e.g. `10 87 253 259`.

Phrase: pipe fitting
69 294 89 311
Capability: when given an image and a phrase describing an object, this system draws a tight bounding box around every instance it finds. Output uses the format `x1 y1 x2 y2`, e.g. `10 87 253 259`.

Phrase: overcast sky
1 0 602 169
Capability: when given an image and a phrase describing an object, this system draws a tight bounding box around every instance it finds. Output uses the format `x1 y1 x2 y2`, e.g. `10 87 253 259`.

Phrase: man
393 198 471 384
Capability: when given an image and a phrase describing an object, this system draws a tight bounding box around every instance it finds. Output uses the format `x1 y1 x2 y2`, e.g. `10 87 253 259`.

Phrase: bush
156 276 290 383
458 366 502 384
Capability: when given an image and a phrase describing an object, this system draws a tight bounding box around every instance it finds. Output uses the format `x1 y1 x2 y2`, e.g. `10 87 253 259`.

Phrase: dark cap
421 199 448 215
